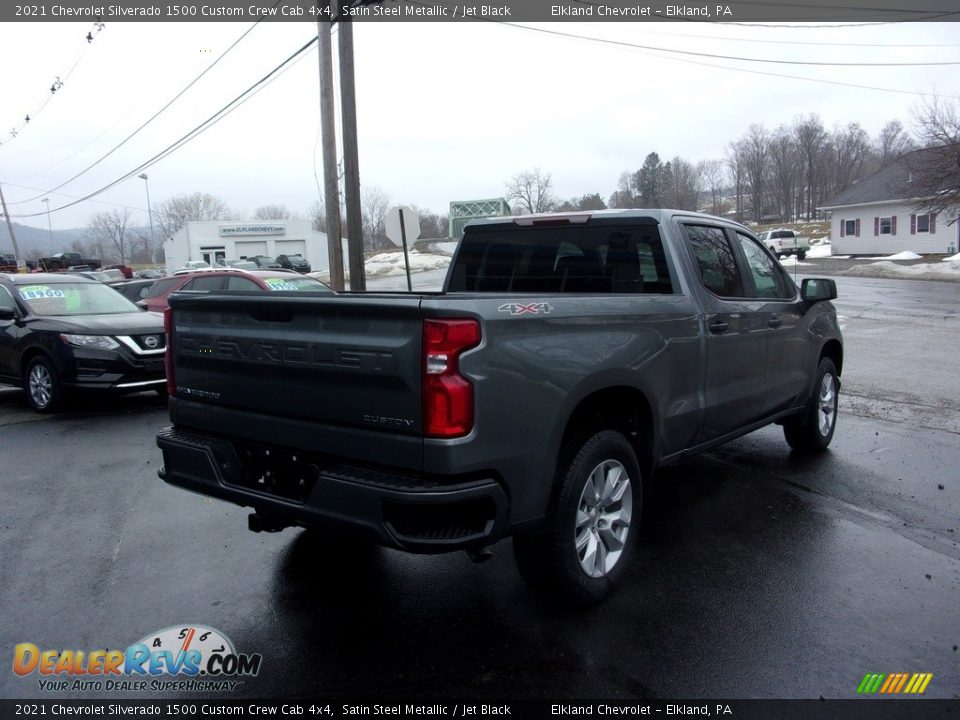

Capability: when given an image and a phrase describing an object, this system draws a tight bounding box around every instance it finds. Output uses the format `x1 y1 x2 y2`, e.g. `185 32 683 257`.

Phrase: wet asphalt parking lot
0 274 957 702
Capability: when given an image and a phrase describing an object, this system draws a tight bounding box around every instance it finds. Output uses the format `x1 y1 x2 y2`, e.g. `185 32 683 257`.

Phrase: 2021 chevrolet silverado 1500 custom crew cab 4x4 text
156 210 843 604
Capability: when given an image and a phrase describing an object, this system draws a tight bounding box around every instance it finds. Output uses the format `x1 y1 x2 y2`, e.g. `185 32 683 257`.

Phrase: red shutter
874 217 879 236
910 214 916 234
931 213 936 234
855 219 860 237
892 216 897 236
840 220 846 238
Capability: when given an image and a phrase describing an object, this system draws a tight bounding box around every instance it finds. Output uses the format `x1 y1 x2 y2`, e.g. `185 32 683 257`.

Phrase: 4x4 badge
498 302 554 316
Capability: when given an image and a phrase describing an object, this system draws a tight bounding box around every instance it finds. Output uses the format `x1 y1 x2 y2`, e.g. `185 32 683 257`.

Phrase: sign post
384 206 421 292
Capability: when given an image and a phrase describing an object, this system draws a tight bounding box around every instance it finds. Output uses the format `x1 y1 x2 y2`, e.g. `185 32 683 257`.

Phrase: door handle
709 320 729 334
768 314 783 329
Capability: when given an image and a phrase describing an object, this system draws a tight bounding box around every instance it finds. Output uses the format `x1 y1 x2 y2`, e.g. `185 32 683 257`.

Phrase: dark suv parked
0 273 166 412
275 254 311 273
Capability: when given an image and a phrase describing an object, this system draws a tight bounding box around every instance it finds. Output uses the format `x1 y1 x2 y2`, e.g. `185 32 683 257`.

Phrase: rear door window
682 225 745 298
183 276 227 291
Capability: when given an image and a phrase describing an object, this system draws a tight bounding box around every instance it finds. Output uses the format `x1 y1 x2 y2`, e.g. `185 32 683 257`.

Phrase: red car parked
138 268 332 312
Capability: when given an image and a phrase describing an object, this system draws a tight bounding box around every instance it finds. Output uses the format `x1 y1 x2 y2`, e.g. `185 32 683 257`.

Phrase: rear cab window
447 223 675 294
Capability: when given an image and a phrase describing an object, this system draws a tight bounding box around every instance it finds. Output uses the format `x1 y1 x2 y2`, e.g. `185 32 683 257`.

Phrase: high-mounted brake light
513 213 592 227
423 318 481 438
163 308 175 397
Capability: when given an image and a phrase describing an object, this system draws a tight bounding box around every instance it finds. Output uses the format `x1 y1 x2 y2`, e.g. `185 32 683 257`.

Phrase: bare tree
309 200 327 234
793 115 830 220
361 186 391 252
741 124 770 222
661 157 701 211
506 169 556 214
252 204 294 221
876 120 915 168
831 122 872 197
155 192 232 239
909 95 960 221
697 159 726 216
407 206 449 239
725 140 747 223
86 209 131 264
768 127 798 222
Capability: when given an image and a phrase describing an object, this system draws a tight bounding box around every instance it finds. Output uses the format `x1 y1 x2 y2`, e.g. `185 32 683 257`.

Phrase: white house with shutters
820 147 959 256
163 219 335 274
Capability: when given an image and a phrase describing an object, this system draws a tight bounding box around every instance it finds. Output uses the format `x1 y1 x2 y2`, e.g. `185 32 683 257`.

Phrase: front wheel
513 429 641 605
25 356 64 413
784 357 839 452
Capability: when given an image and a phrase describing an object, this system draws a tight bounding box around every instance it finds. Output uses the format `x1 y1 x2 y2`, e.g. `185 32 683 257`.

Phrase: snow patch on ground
943 252 960 262
880 251 924 260
845 260 960 282
364 250 452 278
806 244 833 259
311 251 452 283
428 241 459 257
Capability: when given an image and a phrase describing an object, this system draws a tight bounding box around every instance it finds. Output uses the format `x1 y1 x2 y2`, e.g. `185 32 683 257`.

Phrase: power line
1 21 106 146
10 36 319 220
8 17 270 206
625 26 960 48
501 22 960 67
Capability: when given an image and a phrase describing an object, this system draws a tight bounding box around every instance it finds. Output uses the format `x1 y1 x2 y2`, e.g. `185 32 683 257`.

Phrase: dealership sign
219 224 285 237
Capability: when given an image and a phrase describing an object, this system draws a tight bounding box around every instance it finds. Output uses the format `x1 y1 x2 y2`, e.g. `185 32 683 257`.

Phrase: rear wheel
797 250 807 260
25 356 63 413
784 357 839 452
514 429 641 605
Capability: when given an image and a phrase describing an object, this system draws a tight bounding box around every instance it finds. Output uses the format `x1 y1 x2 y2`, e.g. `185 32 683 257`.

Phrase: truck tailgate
167 292 424 462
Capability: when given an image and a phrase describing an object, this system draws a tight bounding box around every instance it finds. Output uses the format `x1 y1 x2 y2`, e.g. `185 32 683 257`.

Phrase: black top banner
1 700 960 720
3 0 960 23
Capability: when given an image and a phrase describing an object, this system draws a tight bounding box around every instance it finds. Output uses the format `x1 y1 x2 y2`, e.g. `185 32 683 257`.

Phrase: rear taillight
423 318 481 438
163 308 175 397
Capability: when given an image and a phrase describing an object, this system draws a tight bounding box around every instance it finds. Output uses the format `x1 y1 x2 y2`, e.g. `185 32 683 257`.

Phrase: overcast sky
0 18 958 232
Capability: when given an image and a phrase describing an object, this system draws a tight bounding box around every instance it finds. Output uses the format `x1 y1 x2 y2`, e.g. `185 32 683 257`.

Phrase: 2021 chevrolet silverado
156 210 843 604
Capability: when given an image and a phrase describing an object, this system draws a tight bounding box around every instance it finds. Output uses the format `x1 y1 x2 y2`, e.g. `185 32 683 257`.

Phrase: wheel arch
557 386 657 485
820 338 843 377
20 346 55 378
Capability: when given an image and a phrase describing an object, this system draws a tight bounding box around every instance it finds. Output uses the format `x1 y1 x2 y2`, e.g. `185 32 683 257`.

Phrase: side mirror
801 278 837 302
0 306 19 321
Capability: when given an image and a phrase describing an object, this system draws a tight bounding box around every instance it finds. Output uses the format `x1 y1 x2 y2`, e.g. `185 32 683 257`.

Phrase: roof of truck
464 208 749 231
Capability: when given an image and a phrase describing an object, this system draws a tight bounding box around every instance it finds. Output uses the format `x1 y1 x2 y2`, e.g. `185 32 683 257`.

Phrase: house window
879 217 892 235
916 214 930 233
844 220 856 236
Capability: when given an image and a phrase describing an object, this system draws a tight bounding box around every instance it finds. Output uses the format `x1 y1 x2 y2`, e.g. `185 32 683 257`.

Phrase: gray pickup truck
156 209 843 604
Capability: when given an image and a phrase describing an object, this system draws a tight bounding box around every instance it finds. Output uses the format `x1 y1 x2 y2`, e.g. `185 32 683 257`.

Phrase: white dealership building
163 220 338 274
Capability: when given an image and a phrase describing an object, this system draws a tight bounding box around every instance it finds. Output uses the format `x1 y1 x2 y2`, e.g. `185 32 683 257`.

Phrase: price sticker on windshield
264 279 298 292
18 286 65 300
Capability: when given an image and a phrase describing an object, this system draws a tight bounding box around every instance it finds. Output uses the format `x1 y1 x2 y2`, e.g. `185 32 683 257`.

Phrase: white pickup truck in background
757 229 809 259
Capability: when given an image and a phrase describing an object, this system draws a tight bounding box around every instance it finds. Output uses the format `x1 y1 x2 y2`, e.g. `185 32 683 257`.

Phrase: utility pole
338 16 365 291
0 180 23 267
317 4 345 291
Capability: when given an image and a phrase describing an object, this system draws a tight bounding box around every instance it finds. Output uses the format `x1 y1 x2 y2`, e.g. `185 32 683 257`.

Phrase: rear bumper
156 427 509 553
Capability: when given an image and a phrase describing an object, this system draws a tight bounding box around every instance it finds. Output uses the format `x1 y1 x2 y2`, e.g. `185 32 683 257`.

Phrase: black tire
797 250 807 260
24 356 63 413
770 246 781 258
784 357 839 452
513 429 641 605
